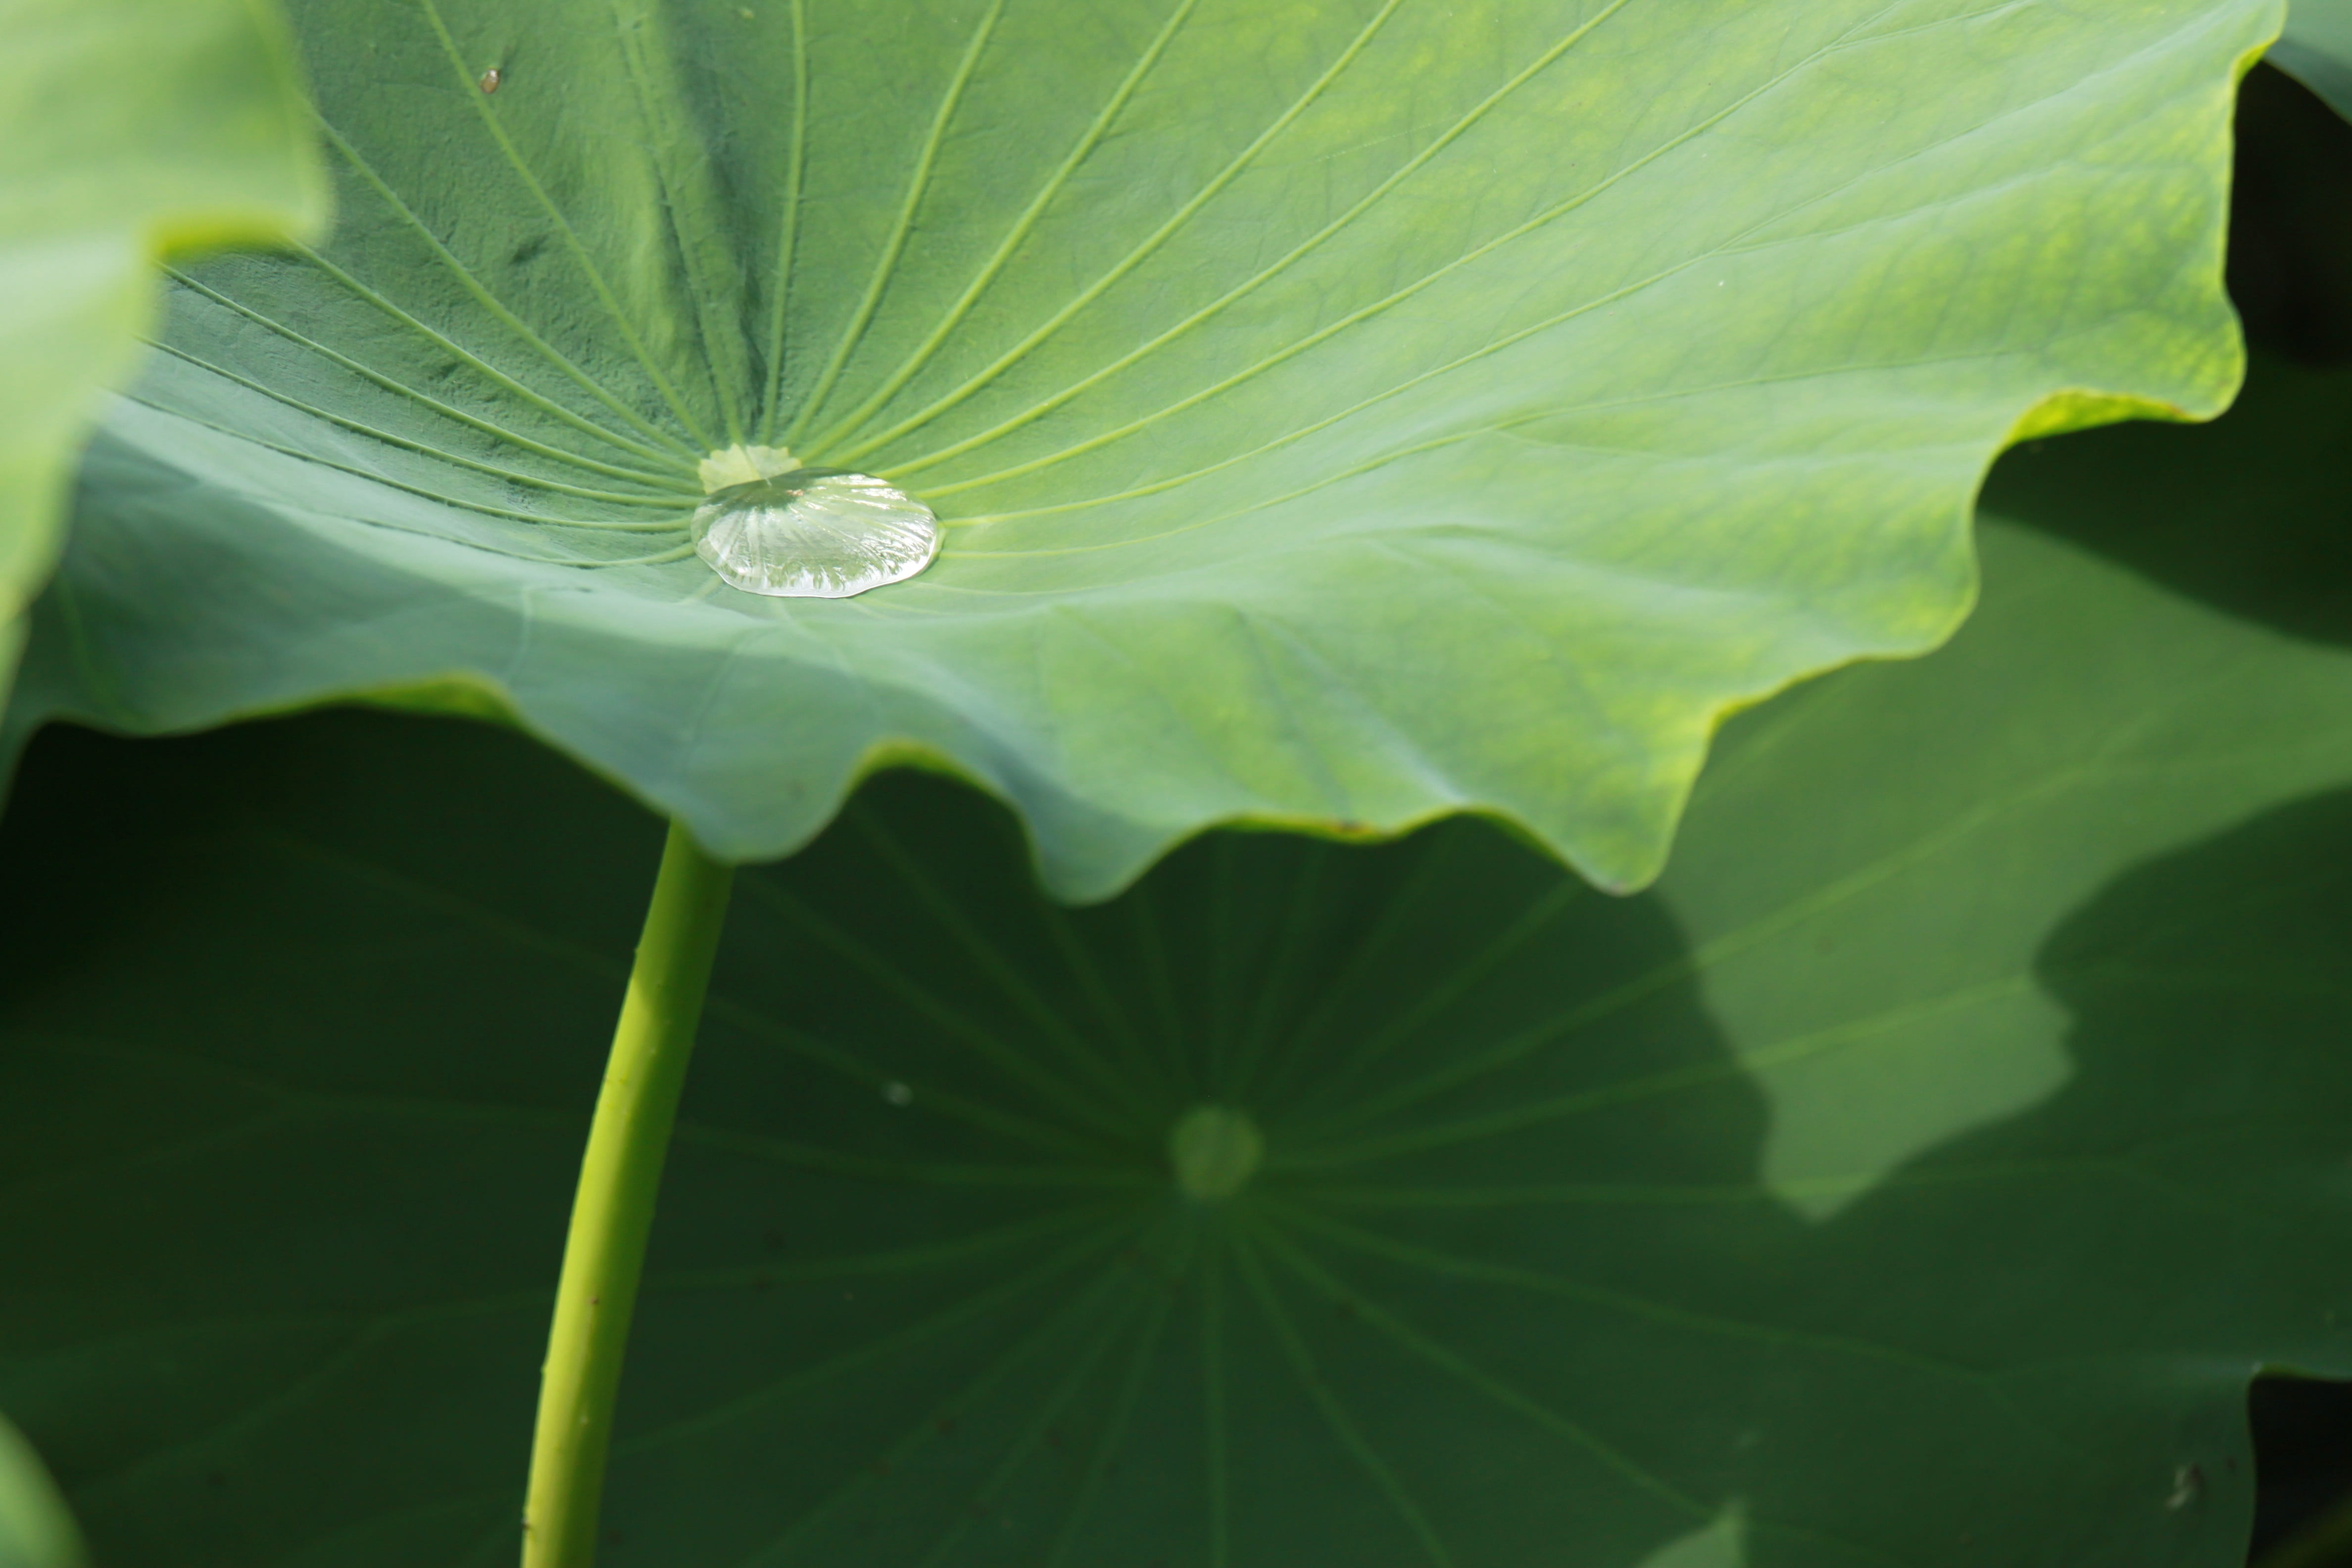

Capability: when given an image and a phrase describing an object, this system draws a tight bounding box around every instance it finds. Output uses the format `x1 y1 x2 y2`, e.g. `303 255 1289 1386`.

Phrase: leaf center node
1168 1104 1263 1201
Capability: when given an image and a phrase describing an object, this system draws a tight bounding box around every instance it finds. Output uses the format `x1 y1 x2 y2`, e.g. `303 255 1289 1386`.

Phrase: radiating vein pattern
607 725 2352 1567
0 765 1961 1568
662 784 1795 1568
491 769 2180 1566
132 0 2231 543
62 0 2261 895
14 517 2352 1568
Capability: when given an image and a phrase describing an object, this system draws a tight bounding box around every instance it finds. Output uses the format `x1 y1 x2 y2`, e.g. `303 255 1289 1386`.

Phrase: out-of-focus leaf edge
0 0 328 687
0 1412 83 1568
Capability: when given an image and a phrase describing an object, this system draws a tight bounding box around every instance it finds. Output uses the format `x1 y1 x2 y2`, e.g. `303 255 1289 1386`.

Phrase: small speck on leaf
479 67 501 93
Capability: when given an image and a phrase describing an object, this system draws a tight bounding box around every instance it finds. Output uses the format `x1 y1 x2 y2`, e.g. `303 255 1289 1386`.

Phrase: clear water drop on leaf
689 467 940 599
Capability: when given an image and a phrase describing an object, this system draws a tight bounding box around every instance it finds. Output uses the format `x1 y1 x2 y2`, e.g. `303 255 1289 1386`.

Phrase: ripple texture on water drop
690 469 939 598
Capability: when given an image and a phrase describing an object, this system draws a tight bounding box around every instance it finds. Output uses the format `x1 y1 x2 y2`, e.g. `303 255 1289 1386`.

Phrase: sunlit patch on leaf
0 1414 83 1568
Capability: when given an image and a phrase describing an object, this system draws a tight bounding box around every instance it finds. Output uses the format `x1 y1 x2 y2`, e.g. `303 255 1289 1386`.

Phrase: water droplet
690 468 939 598
1169 1104 1263 1200
479 66 502 93
882 1080 913 1107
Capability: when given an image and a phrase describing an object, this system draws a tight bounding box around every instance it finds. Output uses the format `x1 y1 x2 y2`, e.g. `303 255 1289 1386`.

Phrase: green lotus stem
521 822 735 1568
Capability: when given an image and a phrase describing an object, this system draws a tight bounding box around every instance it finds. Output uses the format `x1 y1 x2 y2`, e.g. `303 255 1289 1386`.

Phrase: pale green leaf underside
3 358 2349 1568
0 1415 82 1568
2274 0 2352 117
4 0 2268 896
0 0 325 686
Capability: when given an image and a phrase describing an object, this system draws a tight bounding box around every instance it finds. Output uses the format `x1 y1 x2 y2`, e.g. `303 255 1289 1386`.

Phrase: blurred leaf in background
0 1413 81 1568
0 0 326 693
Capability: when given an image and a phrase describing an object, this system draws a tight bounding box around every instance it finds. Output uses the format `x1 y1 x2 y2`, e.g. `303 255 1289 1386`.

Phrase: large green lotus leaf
2275 0 2352 116
0 0 2272 897
0 0 326 688
5 359 2352 1568
0 1415 81 1568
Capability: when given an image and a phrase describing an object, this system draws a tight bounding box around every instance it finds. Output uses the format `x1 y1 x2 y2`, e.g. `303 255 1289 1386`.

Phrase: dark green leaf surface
4 357 2350 1568
2275 0 2352 118
0 1414 81 1568
3 0 2271 896
0 0 326 685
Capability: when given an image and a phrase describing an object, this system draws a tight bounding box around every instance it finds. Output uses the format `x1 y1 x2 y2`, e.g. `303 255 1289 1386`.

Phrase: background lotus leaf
0 1414 81 1568
2 353 2347 1567
2 0 2274 897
